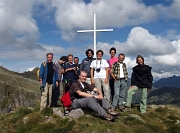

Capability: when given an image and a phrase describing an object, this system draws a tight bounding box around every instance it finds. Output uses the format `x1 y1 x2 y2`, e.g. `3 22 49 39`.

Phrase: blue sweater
39 61 58 88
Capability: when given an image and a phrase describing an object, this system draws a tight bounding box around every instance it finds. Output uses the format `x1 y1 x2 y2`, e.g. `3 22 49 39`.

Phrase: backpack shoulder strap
64 62 69 70
42 62 46 67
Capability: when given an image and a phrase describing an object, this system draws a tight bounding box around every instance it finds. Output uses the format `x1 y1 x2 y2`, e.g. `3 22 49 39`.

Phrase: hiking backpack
36 62 46 80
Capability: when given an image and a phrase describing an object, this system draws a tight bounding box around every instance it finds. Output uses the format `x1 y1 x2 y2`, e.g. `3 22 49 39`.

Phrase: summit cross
77 13 113 57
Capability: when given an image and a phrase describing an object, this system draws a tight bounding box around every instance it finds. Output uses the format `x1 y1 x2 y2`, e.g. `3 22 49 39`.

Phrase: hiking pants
72 97 111 116
125 86 147 113
94 78 111 102
40 83 52 109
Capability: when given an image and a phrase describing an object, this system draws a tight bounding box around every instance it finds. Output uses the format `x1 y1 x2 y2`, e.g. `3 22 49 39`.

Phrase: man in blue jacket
39 53 58 111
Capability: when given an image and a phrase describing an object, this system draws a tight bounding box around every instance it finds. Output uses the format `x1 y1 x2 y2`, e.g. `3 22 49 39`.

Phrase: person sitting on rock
69 71 119 122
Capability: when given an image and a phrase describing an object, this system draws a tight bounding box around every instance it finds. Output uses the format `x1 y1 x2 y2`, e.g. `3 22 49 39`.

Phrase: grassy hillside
0 105 180 133
148 87 180 106
14 67 39 81
0 66 40 113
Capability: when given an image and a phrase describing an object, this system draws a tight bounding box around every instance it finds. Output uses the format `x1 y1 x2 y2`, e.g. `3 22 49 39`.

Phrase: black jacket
80 57 95 78
131 64 153 89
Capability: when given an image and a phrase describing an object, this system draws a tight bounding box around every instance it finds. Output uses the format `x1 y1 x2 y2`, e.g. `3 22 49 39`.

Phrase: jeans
59 81 65 98
112 79 127 109
125 86 147 113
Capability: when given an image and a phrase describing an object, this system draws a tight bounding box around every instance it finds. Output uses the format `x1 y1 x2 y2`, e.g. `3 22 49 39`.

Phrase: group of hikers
38 47 153 122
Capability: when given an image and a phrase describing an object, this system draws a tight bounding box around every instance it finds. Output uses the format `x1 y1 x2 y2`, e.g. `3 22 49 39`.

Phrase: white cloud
0 0 38 45
97 27 176 56
26 67 36 71
95 26 180 80
0 0 53 52
51 0 158 41
156 0 180 19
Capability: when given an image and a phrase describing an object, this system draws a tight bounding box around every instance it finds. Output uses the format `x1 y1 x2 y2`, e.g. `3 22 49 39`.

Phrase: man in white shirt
90 50 110 102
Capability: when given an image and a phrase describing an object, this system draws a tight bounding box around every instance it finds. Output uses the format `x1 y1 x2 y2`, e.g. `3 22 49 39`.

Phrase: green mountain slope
147 87 180 106
0 66 40 113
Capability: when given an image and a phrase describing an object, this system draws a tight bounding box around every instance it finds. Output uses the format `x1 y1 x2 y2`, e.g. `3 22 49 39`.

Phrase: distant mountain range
153 75 180 88
147 86 180 106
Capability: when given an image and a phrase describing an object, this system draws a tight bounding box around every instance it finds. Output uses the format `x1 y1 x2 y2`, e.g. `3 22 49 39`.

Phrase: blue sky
1 0 180 81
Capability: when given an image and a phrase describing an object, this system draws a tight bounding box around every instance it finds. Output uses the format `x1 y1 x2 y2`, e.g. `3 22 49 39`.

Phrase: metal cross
77 13 113 57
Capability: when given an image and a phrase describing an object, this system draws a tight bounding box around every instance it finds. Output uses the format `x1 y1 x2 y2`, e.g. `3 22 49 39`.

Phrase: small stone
23 116 29 124
149 104 166 109
125 114 145 123
53 108 64 118
46 116 53 122
158 105 165 108
27 107 33 110
86 115 91 117
176 120 180 124
149 105 158 109
107 129 111 132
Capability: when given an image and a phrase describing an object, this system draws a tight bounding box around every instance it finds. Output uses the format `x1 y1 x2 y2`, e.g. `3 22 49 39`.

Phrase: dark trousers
109 78 115 101
51 86 60 106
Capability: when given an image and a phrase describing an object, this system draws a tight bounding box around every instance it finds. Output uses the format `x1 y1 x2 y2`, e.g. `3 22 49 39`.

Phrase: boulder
68 108 84 119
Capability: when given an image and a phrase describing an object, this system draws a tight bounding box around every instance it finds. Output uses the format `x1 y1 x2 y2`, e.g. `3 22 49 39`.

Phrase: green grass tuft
167 115 180 121
123 116 145 126
40 107 53 116
167 125 180 133
155 107 168 113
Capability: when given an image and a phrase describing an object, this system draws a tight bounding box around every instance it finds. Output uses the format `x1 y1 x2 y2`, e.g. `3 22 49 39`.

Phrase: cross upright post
77 13 113 58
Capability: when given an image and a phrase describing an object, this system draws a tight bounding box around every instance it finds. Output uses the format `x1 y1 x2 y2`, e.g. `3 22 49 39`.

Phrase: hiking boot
103 113 115 122
140 112 146 115
119 106 126 112
107 108 119 116
121 107 131 112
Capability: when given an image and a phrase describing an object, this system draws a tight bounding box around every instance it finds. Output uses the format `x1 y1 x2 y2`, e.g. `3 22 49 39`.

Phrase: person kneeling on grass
69 71 119 122
122 55 153 114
